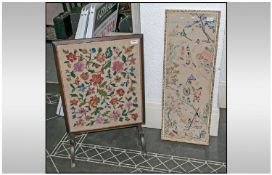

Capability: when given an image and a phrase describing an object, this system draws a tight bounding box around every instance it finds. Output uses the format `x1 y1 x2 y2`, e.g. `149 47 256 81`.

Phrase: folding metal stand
68 124 147 168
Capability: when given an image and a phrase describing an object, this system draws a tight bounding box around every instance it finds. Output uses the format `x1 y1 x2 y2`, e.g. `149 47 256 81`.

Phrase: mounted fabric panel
53 34 145 133
161 10 220 145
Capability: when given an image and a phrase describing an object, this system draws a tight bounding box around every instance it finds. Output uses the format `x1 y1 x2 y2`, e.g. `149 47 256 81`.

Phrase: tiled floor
46 83 226 173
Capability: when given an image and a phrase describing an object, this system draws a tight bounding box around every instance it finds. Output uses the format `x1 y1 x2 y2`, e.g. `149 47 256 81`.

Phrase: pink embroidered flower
106 85 112 92
97 53 105 63
74 61 85 72
112 110 121 121
87 87 95 94
110 98 118 105
70 99 79 106
126 101 133 109
131 113 138 121
96 115 103 124
77 108 87 115
112 61 123 73
90 74 104 85
66 53 77 62
116 88 125 96
129 57 136 65
75 118 86 126
80 72 89 80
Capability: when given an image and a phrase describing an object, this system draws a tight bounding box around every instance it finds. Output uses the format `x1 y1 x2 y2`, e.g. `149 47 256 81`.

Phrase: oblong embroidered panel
161 10 220 145
53 35 145 133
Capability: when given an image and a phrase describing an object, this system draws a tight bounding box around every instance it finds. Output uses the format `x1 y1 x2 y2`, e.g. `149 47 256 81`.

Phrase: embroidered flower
90 48 96 53
80 72 89 80
77 108 86 115
78 84 86 92
97 53 105 63
110 98 118 105
117 104 124 109
129 57 136 65
66 53 77 62
129 66 135 73
70 99 79 106
87 87 95 94
75 118 86 126
116 88 125 96
126 101 133 110
114 76 121 83
96 115 103 124
74 61 85 72
131 113 138 121
74 77 80 85
112 61 123 73
106 85 112 92
90 74 104 85
112 110 121 121
89 96 98 108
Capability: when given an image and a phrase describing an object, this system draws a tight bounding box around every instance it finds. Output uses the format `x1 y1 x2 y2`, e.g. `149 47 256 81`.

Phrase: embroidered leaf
111 83 116 87
122 110 128 116
129 109 136 113
92 107 103 115
104 119 110 124
63 49 69 54
122 55 127 63
119 117 124 122
88 69 95 73
79 93 83 98
97 89 107 97
98 47 102 53
128 96 132 101
108 91 114 96
70 84 75 89
102 111 110 116
105 47 112 58
102 60 111 70
79 100 86 107
70 94 78 97
70 71 76 78
64 61 69 64
99 81 107 88
133 104 138 107
87 120 95 126
131 80 136 84
121 72 126 78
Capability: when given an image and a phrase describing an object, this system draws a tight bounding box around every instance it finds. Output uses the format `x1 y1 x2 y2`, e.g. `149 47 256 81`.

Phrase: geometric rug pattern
46 93 60 104
49 133 226 173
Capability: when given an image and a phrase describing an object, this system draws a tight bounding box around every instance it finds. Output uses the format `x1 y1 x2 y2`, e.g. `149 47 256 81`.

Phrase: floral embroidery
80 72 89 80
90 74 104 85
61 44 140 128
74 61 85 72
162 11 220 145
112 61 123 73
116 88 125 96
66 53 77 62
70 99 79 105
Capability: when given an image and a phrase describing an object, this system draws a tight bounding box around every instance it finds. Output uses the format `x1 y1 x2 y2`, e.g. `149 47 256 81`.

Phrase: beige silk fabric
161 10 220 145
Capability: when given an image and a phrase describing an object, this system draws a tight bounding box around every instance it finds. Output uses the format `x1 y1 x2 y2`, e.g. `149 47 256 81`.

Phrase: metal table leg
69 133 76 168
